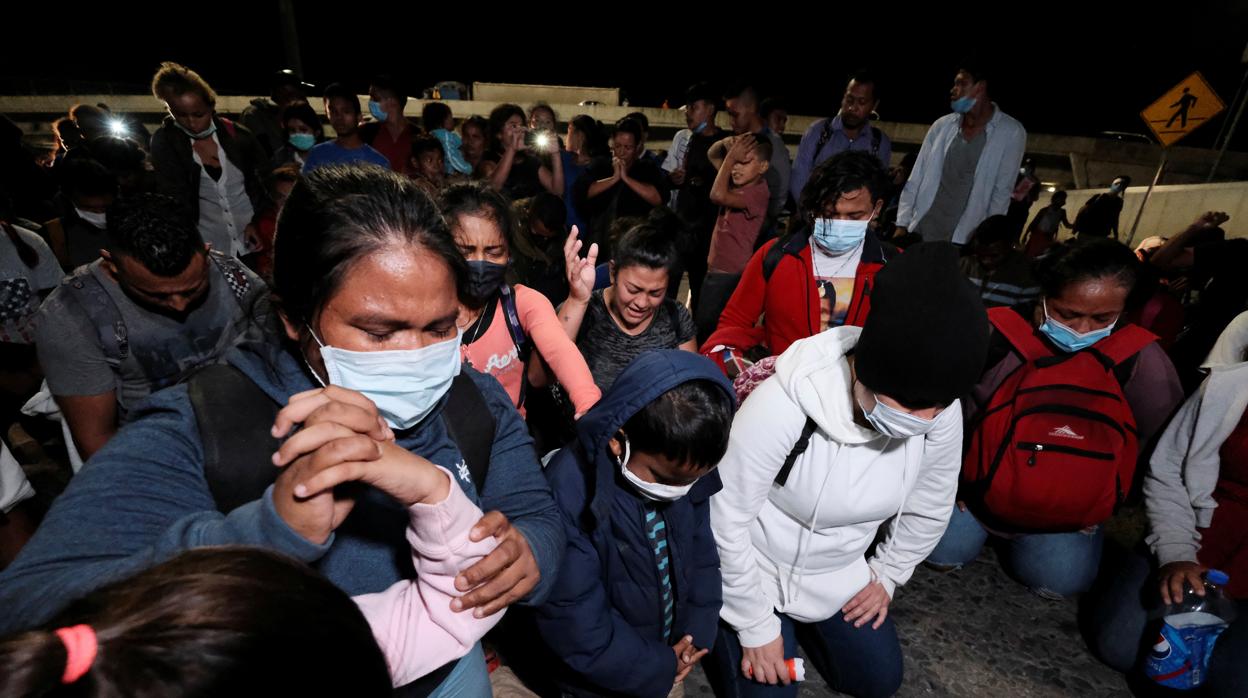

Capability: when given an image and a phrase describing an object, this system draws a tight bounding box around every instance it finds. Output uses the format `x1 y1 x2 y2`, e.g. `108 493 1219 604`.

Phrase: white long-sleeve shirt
710 327 962 648
896 104 1027 245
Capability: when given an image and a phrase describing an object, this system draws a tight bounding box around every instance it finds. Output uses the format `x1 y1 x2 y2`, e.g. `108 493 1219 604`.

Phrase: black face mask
466 260 508 302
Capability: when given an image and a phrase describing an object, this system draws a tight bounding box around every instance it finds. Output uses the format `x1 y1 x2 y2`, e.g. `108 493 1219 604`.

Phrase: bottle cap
1207 569 1230 586
788 657 805 682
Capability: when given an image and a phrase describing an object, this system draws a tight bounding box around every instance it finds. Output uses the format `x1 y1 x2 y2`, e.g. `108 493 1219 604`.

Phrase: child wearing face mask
439 183 600 419
705 243 989 698
514 350 736 698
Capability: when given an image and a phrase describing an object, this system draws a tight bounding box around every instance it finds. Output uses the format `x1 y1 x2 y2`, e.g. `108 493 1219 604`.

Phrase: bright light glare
535 133 551 148
108 119 128 136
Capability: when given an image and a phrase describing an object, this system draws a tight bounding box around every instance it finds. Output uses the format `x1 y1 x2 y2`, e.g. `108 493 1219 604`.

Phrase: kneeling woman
0 166 564 696
440 183 600 417
707 243 989 698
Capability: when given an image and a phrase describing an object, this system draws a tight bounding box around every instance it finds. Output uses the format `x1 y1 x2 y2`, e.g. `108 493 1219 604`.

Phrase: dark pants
1085 547 1247 696
694 272 741 347
705 612 903 698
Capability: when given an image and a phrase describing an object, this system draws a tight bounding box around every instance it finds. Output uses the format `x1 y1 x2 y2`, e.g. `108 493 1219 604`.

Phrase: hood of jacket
575 350 735 519
773 326 880 445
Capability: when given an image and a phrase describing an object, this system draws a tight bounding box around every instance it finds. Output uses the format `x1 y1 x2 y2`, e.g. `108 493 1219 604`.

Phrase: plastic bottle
1145 570 1237 689
745 657 804 682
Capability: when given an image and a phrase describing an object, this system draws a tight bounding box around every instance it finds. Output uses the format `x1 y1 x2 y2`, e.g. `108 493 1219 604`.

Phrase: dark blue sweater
536 350 732 697
0 339 563 633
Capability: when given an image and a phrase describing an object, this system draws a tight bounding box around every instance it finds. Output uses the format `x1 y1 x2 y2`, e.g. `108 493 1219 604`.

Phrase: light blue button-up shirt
896 104 1027 245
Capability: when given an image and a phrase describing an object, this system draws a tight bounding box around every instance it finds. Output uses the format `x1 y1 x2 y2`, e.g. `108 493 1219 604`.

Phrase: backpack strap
442 372 495 489
207 250 253 305
187 363 282 513
498 286 530 362
812 118 837 163
987 307 1051 363
1089 324 1157 368
762 231 811 282
774 416 818 487
870 126 882 157
218 116 237 140
64 268 129 363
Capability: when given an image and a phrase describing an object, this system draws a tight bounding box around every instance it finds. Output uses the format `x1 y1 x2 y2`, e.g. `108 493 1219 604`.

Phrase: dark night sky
5 3 1247 149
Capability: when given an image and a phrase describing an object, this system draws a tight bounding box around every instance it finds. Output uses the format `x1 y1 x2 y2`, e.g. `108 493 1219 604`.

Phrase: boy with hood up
531 349 737 697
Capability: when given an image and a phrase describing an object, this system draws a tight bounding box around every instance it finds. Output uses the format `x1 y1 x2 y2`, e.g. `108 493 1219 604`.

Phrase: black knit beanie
855 242 989 407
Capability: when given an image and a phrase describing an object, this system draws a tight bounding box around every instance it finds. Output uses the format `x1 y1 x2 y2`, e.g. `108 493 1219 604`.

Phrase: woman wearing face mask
149 62 270 259
270 101 324 170
927 238 1184 599
0 166 565 697
440 183 600 418
705 243 989 698
560 210 698 393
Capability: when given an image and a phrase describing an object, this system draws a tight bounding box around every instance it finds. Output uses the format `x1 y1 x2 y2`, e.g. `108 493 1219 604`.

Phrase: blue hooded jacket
536 350 734 697
0 338 563 635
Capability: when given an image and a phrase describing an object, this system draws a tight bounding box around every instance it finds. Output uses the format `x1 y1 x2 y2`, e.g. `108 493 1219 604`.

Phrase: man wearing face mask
705 243 989 697
360 74 417 175
1072 175 1131 240
42 157 117 270
34 194 269 461
702 151 895 377
523 350 736 698
895 58 1027 246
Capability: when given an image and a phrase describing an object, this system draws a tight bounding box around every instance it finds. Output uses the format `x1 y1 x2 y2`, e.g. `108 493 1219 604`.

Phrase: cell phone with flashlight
526 129 555 152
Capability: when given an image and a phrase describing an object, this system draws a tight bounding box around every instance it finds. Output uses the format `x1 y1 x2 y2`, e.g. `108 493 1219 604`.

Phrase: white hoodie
711 326 962 648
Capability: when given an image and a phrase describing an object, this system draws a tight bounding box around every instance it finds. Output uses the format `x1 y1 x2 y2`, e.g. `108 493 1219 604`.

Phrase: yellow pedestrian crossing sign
1141 72 1226 147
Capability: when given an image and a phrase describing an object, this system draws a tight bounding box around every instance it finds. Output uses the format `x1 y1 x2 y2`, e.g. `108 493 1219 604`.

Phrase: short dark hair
273 165 466 327
422 102 453 132
322 83 360 114
622 379 734 470
370 74 407 108
0 548 391 697
969 215 1017 248
747 137 774 163
723 84 760 107
527 191 567 234
266 163 301 199
60 157 117 198
759 97 786 119
799 150 888 217
613 117 644 144
106 193 203 276
847 69 880 100
685 81 719 108
1035 237 1139 300
612 209 680 275
280 101 323 138
487 104 526 148
530 103 557 126
570 115 608 158
151 62 217 108
624 111 649 133
461 115 487 137
1112 175 1132 188
439 181 515 252
957 56 992 87
411 133 444 161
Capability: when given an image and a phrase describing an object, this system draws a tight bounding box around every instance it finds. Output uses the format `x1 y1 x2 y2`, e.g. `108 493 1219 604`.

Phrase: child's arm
517 286 602 416
709 136 757 209
539 146 564 197
352 466 503 687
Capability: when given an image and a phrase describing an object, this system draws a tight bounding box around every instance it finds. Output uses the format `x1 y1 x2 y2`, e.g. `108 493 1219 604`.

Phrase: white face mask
616 434 696 502
74 207 106 229
859 392 937 439
307 327 462 431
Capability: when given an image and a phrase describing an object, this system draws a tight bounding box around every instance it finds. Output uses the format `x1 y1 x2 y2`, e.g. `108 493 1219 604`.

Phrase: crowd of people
0 55 1245 698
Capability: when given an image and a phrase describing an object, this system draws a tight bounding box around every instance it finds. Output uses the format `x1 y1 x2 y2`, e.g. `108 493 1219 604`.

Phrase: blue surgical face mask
307 327 462 430
951 96 977 114
288 132 315 151
859 392 937 439
812 218 869 253
368 100 388 122
175 120 217 140
1038 300 1117 353
693 121 709 134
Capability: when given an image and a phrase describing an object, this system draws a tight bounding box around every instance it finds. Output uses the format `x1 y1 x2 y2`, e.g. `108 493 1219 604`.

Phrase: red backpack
961 307 1157 531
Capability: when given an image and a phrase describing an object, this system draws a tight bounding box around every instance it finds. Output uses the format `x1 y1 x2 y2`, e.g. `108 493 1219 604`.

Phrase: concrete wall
1036 180 1248 245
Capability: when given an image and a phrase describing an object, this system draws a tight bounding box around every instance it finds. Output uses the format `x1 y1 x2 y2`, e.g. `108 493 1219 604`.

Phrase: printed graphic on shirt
0 278 35 343
816 276 856 330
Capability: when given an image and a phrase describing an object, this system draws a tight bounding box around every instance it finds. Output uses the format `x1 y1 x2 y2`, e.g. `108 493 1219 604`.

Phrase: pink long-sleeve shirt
461 284 601 416
352 467 503 687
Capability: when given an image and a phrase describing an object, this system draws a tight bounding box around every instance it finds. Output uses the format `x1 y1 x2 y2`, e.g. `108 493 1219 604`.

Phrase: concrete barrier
1035 180 1248 244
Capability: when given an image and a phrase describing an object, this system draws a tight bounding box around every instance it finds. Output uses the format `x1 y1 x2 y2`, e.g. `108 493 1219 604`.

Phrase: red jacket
701 231 894 360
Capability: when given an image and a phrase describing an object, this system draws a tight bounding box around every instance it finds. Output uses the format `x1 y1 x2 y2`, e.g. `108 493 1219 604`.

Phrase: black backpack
186 363 496 514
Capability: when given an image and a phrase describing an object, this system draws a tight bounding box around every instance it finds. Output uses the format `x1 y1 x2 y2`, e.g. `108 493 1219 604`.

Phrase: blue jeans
1086 547 1248 696
427 643 491 698
927 506 1104 598
704 611 903 698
